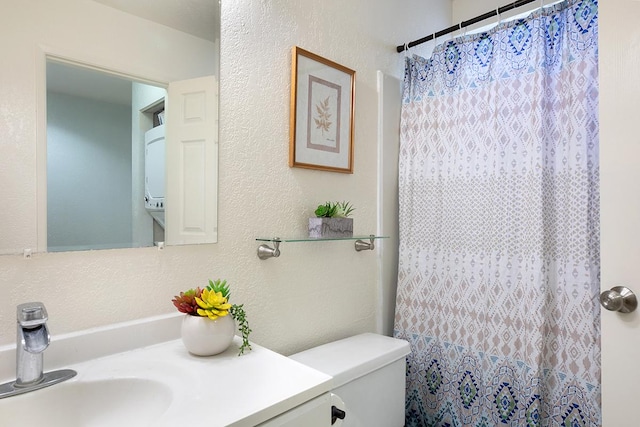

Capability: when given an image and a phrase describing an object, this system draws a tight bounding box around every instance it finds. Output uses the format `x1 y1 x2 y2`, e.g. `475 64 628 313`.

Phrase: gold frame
289 47 355 173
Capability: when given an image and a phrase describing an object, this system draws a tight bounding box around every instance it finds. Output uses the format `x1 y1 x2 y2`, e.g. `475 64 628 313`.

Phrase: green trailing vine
230 304 252 355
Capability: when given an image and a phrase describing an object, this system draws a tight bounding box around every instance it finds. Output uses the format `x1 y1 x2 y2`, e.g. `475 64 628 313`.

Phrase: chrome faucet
16 302 50 386
0 302 77 399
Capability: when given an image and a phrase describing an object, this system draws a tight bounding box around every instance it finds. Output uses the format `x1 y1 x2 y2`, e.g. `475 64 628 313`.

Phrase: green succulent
335 201 354 218
208 279 230 299
314 201 354 218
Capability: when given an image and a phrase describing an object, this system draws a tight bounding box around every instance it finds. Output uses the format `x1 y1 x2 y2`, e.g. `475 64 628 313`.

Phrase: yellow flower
195 288 232 320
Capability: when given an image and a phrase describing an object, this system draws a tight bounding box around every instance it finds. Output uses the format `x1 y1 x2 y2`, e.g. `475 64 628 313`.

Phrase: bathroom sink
0 377 173 427
0 316 334 426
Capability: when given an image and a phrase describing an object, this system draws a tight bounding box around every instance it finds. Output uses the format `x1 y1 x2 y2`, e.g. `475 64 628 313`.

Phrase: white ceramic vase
181 314 235 356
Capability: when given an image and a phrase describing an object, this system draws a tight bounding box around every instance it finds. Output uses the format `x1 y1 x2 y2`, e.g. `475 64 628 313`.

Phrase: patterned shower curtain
393 1 600 426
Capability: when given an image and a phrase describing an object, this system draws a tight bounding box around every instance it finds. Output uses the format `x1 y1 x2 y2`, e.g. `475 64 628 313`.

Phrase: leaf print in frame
307 75 341 153
289 46 355 173
315 96 332 135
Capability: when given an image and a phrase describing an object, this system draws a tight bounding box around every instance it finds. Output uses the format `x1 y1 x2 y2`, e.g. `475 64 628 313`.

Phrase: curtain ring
404 43 409 56
496 7 501 25
451 23 461 41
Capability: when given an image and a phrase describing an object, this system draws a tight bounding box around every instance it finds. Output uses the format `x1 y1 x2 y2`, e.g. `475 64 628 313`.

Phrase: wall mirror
38 0 220 253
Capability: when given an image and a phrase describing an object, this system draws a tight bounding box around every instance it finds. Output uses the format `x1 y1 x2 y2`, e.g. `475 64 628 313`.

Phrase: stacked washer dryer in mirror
145 124 165 234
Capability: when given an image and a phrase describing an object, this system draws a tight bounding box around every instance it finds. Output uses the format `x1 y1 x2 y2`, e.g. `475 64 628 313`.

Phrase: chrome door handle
600 286 637 313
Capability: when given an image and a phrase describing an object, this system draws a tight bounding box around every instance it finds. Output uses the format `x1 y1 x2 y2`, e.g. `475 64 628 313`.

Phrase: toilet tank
289 333 410 427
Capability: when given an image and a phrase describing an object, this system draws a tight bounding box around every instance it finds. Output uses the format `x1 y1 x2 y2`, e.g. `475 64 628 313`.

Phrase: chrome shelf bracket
257 238 281 260
355 235 376 252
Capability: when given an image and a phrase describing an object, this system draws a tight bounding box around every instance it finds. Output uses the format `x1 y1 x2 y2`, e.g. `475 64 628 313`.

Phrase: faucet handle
17 302 48 328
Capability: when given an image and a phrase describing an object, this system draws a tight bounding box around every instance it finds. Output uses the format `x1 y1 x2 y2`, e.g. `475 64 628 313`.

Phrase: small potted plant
309 201 354 238
171 279 251 356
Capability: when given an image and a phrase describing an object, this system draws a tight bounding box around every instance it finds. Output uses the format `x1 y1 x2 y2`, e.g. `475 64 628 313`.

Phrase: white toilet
289 333 410 427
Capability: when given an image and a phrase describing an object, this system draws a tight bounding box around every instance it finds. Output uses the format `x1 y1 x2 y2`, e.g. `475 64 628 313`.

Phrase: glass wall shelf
255 235 388 260
256 235 388 243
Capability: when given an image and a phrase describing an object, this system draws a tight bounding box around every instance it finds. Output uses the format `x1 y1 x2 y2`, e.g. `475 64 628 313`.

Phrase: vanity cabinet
256 393 332 426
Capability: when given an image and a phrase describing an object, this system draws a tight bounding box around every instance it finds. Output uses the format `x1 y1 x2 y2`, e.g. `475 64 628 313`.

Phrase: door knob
600 286 637 313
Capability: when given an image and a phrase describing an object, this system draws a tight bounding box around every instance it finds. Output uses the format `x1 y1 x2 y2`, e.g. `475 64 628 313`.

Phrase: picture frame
289 47 355 173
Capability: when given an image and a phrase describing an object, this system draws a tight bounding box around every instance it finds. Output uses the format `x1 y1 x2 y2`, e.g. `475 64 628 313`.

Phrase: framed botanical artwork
289 47 355 173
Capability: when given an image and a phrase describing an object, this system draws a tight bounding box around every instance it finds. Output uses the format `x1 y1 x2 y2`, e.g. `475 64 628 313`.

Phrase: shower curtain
393 1 600 426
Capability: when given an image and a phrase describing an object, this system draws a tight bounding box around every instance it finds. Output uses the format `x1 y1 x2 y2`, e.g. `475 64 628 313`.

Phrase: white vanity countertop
63 337 333 426
0 314 333 427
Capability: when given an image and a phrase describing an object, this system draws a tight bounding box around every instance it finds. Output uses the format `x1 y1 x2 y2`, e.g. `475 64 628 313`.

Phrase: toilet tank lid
289 333 410 389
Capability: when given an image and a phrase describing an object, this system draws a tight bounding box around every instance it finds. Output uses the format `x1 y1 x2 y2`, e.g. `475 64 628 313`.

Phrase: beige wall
452 0 499 23
0 0 450 354
452 0 539 25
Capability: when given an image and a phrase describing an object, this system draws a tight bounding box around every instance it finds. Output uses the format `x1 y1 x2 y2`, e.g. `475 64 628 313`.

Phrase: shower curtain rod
396 0 538 53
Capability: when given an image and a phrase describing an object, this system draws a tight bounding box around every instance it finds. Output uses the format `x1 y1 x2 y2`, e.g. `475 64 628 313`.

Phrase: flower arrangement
314 201 354 218
172 279 252 355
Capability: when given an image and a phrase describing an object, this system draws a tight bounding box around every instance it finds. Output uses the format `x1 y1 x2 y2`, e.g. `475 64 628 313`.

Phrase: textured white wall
0 0 450 355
